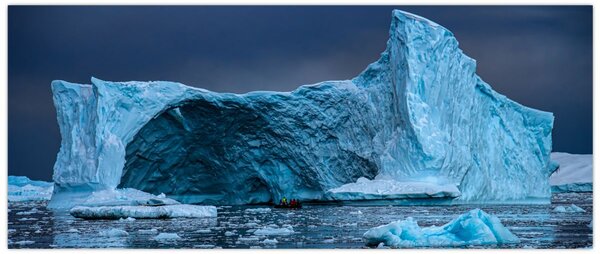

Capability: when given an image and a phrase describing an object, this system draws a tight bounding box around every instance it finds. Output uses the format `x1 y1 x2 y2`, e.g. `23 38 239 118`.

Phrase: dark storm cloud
8 6 592 181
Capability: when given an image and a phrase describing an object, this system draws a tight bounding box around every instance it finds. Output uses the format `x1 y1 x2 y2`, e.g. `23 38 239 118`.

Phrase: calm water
8 193 593 249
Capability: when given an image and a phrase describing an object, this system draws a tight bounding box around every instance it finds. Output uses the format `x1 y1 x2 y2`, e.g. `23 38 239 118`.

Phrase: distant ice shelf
549 152 592 193
8 176 54 202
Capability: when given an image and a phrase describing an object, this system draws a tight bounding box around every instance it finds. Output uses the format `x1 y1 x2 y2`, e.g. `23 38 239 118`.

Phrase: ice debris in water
99 228 129 237
553 204 585 213
244 208 272 213
363 209 519 248
70 204 217 219
254 225 295 236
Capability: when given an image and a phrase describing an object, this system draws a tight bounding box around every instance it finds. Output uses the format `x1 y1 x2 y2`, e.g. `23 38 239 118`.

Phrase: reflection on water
8 193 593 249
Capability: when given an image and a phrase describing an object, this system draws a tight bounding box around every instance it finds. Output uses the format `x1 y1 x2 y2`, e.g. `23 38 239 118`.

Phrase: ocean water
8 192 593 249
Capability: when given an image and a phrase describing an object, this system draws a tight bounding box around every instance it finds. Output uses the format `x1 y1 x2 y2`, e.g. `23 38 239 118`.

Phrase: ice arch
49 10 554 208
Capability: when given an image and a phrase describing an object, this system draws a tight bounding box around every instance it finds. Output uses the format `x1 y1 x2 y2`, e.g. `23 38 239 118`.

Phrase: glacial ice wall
49 10 554 207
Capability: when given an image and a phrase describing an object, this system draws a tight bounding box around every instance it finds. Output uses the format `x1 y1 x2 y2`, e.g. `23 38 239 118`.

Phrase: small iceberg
553 204 586 213
363 209 519 248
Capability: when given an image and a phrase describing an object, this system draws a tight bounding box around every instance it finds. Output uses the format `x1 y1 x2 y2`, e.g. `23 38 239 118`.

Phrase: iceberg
363 209 519 248
549 152 592 193
8 176 54 202
49 9 554 206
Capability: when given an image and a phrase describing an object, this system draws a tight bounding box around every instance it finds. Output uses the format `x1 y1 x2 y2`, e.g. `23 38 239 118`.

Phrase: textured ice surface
326 177 460 200
49 10 554 206
70 204 217 219
363 209 519 247
8 176 54 202
553 204 586 213
550 153 592 193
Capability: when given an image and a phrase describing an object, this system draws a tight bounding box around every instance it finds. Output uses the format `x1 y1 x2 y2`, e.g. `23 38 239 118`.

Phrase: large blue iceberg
49 10 554 207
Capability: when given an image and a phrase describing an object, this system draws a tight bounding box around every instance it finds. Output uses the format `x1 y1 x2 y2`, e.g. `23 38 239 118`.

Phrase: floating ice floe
254 225 295 236
138 228 159 234
70 204 217 219
550 153 593 193
16 208 40 215
99 228 129 237
8 176 53 202
363 209 519 248
553 204 586 213
326 177 461 201
154 233 181 241
14 240 35 245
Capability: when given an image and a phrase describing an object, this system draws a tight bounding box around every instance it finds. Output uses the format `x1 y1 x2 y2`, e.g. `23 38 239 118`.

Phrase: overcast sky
8 6 592 181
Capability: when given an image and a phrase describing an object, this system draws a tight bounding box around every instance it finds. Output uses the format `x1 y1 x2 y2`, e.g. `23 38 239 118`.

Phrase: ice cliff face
49 10 554 207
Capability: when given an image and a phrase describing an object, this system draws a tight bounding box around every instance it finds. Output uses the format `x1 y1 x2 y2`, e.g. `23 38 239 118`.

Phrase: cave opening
119 99 273 205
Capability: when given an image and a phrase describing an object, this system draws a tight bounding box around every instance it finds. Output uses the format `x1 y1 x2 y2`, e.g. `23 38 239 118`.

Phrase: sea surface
8 193 593 249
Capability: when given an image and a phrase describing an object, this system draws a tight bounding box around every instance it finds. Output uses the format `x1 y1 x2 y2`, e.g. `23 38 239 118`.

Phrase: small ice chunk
238 236 260 242
66 228 80 233
16 208 40 215
553 204 585 213
254 225 294 236
194 244 215 248
154 233 181 241
100 228 129 237
225 231 236 237
138 228 159 234
195 229 211 233
262 238 278 245
322 238 335 243
119 217 136 222
15 240 35 245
